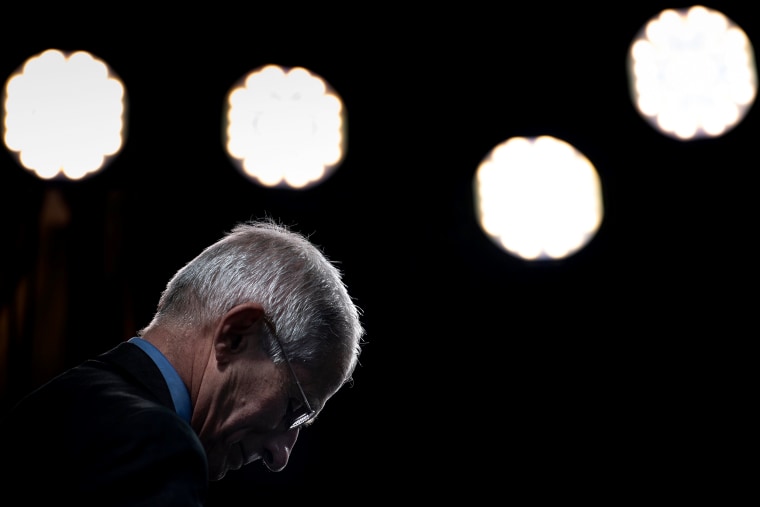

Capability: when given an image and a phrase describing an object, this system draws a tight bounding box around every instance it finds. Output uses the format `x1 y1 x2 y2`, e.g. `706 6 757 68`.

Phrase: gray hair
142 218 364 382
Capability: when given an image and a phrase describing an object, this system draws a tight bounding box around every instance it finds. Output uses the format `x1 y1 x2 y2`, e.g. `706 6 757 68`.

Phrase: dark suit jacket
1 341 208 506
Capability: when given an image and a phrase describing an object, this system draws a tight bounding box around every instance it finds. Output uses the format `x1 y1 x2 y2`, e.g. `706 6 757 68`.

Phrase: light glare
627 5 757 141
224 64 346 189
474 136 604 261
3 49 126 180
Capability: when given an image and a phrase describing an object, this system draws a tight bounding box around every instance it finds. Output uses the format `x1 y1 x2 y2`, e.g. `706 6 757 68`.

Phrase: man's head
139 219 364 479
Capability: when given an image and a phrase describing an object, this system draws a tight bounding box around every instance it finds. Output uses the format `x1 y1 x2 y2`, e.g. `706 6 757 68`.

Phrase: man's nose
263 427 300 472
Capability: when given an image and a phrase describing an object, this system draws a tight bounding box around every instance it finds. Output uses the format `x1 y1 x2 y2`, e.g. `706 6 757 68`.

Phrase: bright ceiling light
474 136 604 261
3 49 126 180
627 5 757 140
224 64 346 189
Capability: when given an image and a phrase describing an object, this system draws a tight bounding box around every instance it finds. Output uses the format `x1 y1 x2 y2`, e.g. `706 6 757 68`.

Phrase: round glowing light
3 49 126 180
627 5 757 140
224 64 346 189
474 136 604 261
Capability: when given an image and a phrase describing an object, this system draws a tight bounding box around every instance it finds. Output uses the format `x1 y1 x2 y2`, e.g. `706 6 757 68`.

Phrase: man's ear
214 303 266 364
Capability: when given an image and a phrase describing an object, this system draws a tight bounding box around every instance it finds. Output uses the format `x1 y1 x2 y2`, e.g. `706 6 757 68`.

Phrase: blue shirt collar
128 337 192 423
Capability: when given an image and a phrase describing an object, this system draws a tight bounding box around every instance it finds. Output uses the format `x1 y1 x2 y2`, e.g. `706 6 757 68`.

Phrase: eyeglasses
262 315 316 430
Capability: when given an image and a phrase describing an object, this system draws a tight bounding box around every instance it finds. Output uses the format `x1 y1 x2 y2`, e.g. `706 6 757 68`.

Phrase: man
1 218 365 505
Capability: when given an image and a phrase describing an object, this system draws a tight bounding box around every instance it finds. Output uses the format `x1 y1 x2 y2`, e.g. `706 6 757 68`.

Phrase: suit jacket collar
96 341 176 411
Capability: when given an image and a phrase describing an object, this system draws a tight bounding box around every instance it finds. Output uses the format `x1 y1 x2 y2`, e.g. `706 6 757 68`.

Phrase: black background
1 2 755 502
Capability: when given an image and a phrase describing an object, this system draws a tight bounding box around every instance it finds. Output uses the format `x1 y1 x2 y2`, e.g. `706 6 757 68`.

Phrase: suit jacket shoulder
1 341 208 506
